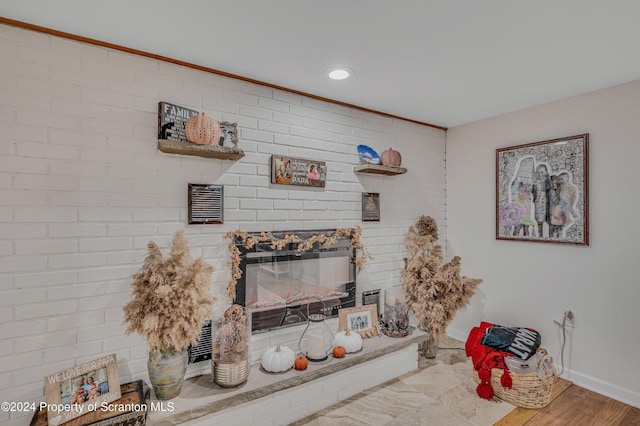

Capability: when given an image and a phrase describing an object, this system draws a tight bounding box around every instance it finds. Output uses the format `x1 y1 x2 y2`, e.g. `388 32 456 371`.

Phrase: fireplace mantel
149 329 427 425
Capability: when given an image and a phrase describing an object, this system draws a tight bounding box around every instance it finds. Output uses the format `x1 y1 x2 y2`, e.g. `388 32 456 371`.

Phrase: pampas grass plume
402 216 482 337
124 231 215 352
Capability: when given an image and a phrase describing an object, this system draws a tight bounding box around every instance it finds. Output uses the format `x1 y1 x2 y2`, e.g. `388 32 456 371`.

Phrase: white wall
0 24 446 424
446 79 640 407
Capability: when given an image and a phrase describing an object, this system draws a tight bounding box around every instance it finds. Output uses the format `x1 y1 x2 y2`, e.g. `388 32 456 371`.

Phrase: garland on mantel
223 227 373 301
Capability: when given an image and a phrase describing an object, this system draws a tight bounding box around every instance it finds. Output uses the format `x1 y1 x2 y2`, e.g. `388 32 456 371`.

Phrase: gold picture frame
44 353 121 425
338 304 379 338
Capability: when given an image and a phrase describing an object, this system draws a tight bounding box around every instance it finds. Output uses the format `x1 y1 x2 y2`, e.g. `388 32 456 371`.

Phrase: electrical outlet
564 310 576 328
554 310 576 329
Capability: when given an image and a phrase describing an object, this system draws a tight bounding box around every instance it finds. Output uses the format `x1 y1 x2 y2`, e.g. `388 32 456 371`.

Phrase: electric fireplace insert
233 229 357 333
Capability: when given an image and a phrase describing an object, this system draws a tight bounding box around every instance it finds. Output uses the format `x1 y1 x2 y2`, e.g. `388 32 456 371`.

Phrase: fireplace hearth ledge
148 328 427 425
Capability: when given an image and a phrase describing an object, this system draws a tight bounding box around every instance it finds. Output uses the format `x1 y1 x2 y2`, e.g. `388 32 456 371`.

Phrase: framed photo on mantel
496 133 589 245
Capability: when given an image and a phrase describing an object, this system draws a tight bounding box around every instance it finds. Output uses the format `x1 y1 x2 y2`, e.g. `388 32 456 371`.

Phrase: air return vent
188 320 211 363
188 184 223 224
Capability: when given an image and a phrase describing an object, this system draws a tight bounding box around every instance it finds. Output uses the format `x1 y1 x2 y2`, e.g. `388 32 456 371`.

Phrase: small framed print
362 192 380 222
338 304 379 338
44 354 121 425
218 122 238 147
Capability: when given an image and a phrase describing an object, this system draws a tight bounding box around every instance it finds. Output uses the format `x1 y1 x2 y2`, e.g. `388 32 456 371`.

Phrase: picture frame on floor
44 354 121 425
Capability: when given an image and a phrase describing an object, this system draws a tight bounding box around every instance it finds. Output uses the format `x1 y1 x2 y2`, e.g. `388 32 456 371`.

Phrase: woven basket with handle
472 348 557 409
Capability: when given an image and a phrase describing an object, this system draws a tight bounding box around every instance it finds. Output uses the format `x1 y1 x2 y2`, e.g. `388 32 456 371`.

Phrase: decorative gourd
380 148 402 166
261 344 295 373
334 329 363 353
332 345 346 358
294 355 309 371
185 112 220 145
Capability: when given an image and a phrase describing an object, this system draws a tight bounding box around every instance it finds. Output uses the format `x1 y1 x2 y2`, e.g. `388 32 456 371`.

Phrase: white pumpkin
261 344 295 373
334 329 363 353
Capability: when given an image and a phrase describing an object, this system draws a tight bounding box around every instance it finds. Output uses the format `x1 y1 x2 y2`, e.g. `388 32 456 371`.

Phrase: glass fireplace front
234 230 357 333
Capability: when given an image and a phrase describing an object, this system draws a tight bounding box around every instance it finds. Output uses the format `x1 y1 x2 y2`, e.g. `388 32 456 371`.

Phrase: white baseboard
447 328 469 344
561 368 640 409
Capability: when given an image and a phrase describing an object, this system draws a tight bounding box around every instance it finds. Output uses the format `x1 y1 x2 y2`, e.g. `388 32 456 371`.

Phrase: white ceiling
2 1 640 128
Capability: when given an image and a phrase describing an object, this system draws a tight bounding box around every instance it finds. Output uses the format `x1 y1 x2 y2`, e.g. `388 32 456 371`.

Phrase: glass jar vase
380 286 410 337
212 305 251 387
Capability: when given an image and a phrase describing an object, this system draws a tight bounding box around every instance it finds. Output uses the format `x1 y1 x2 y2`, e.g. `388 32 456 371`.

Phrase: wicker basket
472 349 557 409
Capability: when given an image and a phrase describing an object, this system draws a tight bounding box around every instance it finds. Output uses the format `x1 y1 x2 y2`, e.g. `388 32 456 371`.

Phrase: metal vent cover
187 320 212 363
188 184 223 224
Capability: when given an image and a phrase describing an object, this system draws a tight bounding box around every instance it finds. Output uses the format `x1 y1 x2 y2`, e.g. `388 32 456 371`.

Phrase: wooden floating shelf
354 164 407 175
158 139 245 160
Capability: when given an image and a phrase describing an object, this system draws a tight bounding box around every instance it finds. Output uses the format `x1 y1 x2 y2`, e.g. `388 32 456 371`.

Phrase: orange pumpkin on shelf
332 346 346 359
380 148 402 166
185 112 220 145
294 355 309 371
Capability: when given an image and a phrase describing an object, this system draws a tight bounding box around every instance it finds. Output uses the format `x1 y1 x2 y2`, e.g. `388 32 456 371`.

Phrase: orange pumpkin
380 148 402 166
332 345 346 358
185 112 220 145
294 355 309 370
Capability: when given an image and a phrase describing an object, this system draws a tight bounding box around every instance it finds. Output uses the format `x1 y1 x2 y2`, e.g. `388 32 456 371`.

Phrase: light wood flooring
292 336 639 426
496 378 640 426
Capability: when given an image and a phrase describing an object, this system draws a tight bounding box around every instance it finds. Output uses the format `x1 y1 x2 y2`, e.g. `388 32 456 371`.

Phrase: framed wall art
44 353 121 424
496 134 589 245
270 155 326 188
362 192 380 222
338 304 379 338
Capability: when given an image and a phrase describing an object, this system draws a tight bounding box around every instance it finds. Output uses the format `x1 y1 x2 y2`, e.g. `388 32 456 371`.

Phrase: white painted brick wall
0 23 445 424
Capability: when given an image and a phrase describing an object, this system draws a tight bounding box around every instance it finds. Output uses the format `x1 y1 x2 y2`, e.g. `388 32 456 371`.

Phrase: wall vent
188 184 223 224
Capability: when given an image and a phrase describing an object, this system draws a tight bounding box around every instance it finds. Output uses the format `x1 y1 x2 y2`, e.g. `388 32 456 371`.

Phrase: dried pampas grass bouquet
402 216 482 337
124 231 215 353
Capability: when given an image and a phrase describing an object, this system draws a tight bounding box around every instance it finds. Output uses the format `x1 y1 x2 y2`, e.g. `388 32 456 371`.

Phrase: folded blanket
466 322 513 400
481 324 541 360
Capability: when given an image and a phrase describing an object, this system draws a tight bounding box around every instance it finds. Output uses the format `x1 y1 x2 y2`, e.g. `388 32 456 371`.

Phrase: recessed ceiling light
328 68 353 80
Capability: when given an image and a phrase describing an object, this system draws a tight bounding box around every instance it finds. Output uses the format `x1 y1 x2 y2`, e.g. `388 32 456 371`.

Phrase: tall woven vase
148 348 188 400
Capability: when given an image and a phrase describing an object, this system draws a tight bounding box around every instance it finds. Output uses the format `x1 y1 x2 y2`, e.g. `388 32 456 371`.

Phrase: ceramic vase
147 348 188 400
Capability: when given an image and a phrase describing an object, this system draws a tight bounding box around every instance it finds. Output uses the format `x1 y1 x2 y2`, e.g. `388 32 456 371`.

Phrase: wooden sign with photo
338 305 379 338
31 380 146 426
270 155 326 188
44 354 121 425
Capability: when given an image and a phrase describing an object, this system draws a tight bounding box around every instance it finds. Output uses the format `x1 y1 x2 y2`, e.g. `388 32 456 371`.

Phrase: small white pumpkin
261 344 295 373
334 329 363 353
